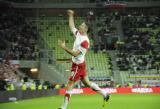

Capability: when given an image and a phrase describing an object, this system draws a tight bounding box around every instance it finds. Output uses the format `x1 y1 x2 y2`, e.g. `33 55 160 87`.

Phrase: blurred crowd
87 11 118 52
0 62 20 91
115 10 160 73
0 7 41 91
116 51 160 73
0 63 18 90
0 62 61 91
122 13 160 51
92 9 160 87
0 9 38 60
94 10 160 51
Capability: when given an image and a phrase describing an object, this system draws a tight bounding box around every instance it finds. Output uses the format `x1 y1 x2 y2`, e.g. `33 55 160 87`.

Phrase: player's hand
58 40 66 49
67 10 74 16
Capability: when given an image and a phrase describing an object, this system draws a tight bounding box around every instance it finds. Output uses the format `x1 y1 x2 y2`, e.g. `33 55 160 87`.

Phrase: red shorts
69 62 87 81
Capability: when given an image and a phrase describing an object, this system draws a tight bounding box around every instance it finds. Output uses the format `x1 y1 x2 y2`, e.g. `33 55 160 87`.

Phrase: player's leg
59 80 75 109
59 62 81 109
81 76 110 101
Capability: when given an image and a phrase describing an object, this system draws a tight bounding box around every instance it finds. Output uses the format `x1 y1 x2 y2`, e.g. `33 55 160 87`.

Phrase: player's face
78 23 87 34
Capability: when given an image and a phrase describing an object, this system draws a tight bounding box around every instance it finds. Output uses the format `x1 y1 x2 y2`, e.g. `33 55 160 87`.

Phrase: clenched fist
67 10 74 16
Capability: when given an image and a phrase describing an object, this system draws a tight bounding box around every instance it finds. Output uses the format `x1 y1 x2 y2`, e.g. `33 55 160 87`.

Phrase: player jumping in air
58 10 110 109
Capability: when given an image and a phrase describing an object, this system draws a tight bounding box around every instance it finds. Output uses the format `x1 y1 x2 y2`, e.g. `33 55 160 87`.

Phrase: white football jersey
71 28 90 64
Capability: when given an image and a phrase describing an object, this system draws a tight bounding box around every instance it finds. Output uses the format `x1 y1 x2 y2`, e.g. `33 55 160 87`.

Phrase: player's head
78 22 88 34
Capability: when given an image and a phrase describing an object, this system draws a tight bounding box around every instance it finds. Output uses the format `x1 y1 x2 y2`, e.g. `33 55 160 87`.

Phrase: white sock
90 82 106 97
60 90 72 109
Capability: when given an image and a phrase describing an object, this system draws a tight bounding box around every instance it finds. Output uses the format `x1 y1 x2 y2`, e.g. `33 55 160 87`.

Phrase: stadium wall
10 60 39 68
39 62 68 84
0 89 58 103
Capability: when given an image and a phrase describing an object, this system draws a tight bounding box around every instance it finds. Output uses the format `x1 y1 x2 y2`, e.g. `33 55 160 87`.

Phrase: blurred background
0 0 160 104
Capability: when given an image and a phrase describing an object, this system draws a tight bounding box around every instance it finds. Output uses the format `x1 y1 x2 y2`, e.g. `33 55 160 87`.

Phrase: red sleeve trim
80 40 89 49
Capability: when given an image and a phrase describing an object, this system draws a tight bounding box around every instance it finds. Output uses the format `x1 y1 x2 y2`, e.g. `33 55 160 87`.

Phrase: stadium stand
0 9 38 60
116 10 160 87
0 0 160 106
1 0 160 89
0 5 53 91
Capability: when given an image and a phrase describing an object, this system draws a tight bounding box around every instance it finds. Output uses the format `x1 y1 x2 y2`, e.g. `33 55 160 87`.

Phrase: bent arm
62 46 81 57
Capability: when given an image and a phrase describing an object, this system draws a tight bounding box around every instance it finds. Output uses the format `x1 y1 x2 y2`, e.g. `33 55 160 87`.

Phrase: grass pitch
0 94 160 109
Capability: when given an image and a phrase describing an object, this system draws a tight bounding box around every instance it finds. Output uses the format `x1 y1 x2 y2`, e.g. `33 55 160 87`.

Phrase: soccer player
58 10 110 109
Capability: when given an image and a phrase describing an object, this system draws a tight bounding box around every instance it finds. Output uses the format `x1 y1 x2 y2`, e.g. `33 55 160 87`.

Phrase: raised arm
67 10 76 33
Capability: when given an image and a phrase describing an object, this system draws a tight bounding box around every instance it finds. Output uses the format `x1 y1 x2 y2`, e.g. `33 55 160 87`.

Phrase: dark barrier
0 89 58 103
